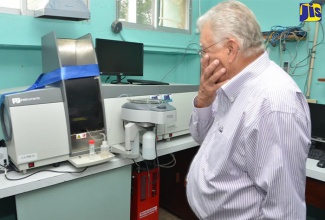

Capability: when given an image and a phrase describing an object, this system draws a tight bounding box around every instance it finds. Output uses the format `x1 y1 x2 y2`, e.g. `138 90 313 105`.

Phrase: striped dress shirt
186 52 311 220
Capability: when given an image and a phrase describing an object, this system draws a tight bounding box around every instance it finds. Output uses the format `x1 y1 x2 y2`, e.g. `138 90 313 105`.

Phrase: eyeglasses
198 39 227 57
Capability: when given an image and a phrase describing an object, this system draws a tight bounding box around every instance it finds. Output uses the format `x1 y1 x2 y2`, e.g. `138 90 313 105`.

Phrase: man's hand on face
196 54 228 108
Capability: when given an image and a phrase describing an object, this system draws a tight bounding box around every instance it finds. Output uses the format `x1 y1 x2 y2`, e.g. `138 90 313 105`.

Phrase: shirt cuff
193 96 213 122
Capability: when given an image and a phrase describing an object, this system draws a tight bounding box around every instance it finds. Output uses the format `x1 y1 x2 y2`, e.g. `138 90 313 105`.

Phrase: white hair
197 0 265 57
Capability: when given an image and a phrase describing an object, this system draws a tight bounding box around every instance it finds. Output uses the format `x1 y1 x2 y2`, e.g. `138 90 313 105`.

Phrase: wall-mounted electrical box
34 0 90 21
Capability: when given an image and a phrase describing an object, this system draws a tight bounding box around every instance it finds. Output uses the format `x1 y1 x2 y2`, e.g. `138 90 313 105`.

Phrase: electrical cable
0 163 8 171
160 42 201 82
263 23 307 49
79 129 105 145
288 28 309 70
154 125 158 163
288 21 324 82
158 154 176 168
132 159 140 167
4 166 88 181
110 76 127 84
299 21 324 64
105 76 111 83
119 32 125 41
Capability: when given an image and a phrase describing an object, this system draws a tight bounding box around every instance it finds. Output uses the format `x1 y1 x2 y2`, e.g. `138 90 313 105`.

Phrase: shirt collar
220 51 271 102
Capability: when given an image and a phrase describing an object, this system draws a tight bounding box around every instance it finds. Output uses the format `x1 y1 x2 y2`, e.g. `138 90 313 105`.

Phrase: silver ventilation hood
34 0 90 21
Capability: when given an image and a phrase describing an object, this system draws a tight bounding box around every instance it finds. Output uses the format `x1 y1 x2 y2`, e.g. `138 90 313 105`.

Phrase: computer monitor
308 103 325 140
95 38 144 84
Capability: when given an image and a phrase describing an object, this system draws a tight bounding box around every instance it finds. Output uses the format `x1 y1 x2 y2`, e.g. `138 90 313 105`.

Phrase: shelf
144 44 199 55
263 31 307 41
0 43 199 55
0 44 41 50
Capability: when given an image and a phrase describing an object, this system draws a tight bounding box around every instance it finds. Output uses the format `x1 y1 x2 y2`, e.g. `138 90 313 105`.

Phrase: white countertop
1 135 325 199
306 158 325 181
0 135 198 199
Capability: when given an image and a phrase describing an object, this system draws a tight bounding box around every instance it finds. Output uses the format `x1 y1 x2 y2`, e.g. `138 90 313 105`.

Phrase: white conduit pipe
306 21 319 99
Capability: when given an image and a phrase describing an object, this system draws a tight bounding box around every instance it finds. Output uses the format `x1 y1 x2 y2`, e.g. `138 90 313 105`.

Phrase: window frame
0 0 21 14
0 0 90 17
0 7 21 15
116 0 192 34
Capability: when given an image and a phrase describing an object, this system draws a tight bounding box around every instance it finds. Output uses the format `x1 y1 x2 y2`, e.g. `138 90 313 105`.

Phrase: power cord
0 163 8 172
3 165 88 181
104 76 111 83
158 153 176 168
160 42 201 82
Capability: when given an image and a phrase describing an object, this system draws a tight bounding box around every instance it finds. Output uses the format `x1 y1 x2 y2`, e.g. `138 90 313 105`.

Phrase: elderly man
186 1 311 219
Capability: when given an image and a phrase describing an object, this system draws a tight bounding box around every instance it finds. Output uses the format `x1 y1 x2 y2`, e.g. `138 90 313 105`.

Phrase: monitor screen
95 38 144 83
308 103 325 140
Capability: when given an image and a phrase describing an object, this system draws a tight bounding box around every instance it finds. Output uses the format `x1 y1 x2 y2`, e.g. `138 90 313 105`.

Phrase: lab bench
1 135 325 220
0 135 197 220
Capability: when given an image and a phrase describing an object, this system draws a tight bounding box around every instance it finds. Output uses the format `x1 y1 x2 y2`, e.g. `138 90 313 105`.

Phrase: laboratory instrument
110 99 176 160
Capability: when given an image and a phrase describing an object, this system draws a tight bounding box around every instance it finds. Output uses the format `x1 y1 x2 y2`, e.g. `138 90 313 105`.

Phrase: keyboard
308 140 325 161
127 79 169 85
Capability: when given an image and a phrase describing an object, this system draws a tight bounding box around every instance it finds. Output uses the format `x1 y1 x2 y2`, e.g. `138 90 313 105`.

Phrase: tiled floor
159 207 182 220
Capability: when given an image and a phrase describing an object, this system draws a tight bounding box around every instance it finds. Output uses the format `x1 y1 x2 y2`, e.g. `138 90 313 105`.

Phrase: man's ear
227 39 239 63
